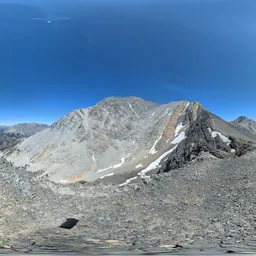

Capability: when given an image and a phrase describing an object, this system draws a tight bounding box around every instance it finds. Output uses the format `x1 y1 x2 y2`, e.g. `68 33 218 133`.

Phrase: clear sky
0 0 255 125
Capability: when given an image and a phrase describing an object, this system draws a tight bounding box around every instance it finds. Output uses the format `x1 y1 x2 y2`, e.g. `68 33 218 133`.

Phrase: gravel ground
0 151 256 255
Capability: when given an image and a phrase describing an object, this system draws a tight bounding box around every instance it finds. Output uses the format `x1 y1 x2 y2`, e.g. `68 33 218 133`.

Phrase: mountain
0 123 49 153
230 116 256 135
0 134 23 152
0 125 8 134
4 123 50 137
7 97 256 183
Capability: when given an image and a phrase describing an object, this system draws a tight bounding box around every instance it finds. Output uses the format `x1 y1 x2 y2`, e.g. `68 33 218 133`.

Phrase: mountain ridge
6 97 256 184
4 123 50 137
0 123 50 153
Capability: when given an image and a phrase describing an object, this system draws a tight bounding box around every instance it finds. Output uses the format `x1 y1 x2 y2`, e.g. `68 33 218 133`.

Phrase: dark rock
59 218 79 229
174 244 183 248
226 250 236 253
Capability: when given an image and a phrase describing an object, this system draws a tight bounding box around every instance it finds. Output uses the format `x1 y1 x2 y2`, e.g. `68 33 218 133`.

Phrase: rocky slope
0 151 256 254
230 116 256 135
7 97 256 184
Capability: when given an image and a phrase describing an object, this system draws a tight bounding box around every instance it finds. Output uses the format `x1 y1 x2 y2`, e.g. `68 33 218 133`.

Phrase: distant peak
234 116 250 123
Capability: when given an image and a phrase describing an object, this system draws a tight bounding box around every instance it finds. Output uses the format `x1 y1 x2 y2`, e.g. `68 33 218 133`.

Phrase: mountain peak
234 116 251 123
230 116 256 135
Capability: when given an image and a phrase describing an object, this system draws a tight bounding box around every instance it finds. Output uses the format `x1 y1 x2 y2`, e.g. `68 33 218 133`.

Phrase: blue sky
0 0 255 125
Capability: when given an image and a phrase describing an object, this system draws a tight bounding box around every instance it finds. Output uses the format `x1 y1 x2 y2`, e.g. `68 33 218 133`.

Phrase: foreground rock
1 150 256 254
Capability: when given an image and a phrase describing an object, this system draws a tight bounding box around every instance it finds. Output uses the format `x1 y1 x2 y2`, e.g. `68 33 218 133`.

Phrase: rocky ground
0 151 256 255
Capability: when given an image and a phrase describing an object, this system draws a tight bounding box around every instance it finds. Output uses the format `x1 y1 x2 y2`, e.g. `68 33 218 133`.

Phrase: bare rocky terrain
1 98 256 255
1 150 256 255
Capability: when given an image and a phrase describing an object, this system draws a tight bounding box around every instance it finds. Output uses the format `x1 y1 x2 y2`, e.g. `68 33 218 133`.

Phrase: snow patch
152 112 156 116
208 127 212 133
60 179 68 183
139 144 179 178
149 134 162 155
113 153 131 168
231 149 236 154
162 107 169 118
179 102 190 116
97 154 131 172
129 104 139 118
144 156 148 159
126 153 131 158
97 166 113 173
92 153 96 163
208 127 231 143
175 123 185 136
171 131 186 145
136 163 143 169
119 176 138 187
100 173 114 179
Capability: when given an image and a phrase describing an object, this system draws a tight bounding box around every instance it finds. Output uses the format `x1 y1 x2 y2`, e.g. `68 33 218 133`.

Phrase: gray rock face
6 97 256 184
161 108 256 173
4 123 49 137
230 116 256 135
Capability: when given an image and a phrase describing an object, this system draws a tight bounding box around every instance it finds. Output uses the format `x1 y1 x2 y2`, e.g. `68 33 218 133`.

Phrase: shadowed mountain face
230 116 256 135
0 134 23 152
7 97 256 184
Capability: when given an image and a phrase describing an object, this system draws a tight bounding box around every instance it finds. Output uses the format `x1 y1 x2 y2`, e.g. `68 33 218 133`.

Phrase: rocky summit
6 97 256 184
230 116 256 135
1 97 256 254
